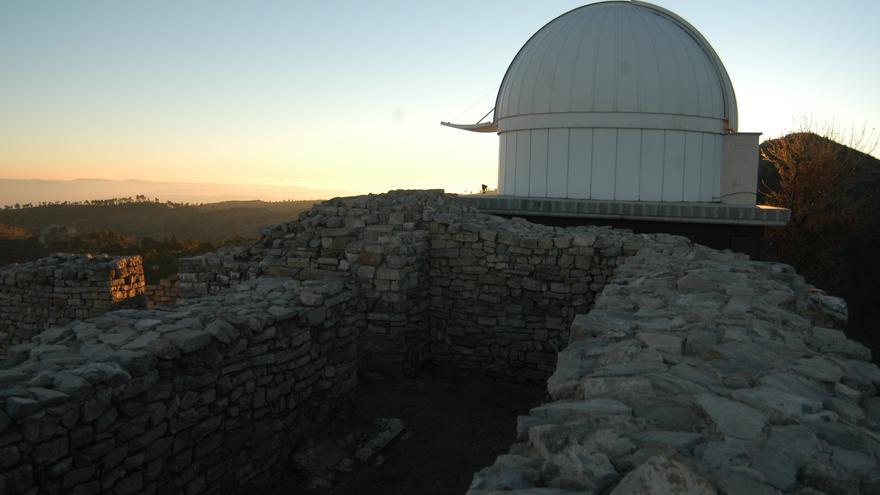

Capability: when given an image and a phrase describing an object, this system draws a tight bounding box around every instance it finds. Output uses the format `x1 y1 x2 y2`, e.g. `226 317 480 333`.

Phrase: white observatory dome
495 1 737 128
446 1 755 204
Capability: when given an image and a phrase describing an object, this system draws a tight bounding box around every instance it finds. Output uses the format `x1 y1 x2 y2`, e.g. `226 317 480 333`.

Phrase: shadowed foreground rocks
269 369 545 495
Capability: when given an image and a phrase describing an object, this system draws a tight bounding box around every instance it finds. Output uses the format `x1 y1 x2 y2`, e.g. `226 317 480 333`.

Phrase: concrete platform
460 195 790 227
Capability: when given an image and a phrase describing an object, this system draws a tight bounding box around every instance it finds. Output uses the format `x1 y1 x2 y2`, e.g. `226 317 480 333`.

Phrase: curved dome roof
495 1 738 132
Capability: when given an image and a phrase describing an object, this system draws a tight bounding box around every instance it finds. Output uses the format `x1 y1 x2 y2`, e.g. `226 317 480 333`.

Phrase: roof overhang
440 121 498 133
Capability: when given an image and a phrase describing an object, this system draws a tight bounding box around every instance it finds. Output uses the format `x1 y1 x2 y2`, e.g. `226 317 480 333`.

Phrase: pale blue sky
1 1 877 195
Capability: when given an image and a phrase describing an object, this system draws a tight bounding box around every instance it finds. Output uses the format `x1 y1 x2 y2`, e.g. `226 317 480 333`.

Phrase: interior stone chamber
177 190 646 382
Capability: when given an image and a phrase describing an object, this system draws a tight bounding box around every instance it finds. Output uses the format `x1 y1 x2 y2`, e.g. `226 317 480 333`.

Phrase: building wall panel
662 130 686 201
498 134 507 194
700 133 718 201
712 133 722 200
683 131 703 201
567 129 593 198
514 130 532 196
503 132 518 193
639 129 665 201
547 129 570 198
529 129 549 197
591 129 617 200
500 127 722 202
615 129 641 200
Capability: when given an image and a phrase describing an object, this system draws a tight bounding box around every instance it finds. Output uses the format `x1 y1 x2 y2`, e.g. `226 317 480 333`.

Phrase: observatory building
445 1 788 254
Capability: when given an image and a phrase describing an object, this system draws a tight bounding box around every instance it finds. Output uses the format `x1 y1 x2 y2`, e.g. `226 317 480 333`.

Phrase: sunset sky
1 0 878 198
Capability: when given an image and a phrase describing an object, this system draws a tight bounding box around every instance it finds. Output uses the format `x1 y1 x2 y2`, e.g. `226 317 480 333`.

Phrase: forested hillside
0 198 316 242
0 198 318 280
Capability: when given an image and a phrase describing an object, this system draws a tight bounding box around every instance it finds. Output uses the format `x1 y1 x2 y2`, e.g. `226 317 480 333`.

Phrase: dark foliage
758 132 880 346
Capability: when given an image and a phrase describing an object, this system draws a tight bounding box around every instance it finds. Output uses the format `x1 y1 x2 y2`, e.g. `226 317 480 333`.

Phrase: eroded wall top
0 254 146 352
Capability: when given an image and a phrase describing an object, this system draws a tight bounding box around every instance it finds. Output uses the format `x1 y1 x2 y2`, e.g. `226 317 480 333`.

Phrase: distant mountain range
0 178 356 206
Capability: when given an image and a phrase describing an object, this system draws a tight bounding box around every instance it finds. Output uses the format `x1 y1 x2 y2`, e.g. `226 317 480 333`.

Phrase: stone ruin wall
176 255 258 299
144 276 179 309
426 219 642 381
177 190 644 382
178 192 440 377
469 240 880 494
0 277 362 494
1 190 878 494
0 255 146 353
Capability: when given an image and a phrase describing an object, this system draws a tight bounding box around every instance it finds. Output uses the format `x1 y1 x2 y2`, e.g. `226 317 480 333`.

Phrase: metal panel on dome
568 11 605 113
548 13 596 113
660 16 700 117
630 9 662 114
615 8 640 113
592 9 617 113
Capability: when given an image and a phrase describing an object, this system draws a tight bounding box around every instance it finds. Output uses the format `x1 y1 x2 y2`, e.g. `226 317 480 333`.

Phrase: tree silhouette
760 122 877 288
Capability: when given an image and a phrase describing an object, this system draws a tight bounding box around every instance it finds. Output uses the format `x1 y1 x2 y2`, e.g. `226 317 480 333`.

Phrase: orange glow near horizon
1 1 877 201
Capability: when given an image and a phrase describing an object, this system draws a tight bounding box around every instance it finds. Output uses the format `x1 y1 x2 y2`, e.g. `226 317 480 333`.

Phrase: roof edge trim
496 111 727 134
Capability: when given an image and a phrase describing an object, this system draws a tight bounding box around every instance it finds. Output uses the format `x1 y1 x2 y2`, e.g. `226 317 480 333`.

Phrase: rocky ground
270 366 546 495
468 243 880 494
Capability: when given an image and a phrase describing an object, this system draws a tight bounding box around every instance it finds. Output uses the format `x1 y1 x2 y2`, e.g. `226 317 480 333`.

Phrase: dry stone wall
469 240 880 494
176 249 259 299
2 190 880 494
179 191 453 377
145 276 179 309
178 191 649 381
427 218 643 382
0 255 146 352
0 277 362 494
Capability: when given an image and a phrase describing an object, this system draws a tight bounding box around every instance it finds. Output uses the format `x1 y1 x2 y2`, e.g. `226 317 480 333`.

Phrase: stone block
611 455 714 495
164 329 211 354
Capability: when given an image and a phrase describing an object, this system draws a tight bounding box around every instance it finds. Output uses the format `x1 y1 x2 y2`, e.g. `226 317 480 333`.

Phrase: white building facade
445 1 760 206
